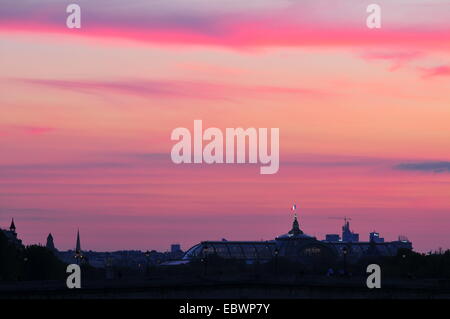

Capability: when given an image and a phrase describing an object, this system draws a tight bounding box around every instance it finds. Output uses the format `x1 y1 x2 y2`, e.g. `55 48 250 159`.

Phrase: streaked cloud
14 78 327 101
420 65 450 78
360 50 424 71
282 154 385 168
0 125 56 136
394 161 450 173
23 126 56 135
1 0 449 50
0 162 132 171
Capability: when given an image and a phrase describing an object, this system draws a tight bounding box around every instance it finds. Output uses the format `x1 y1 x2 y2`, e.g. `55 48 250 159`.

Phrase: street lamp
401 253 407 278
342 246 348 276
144 250 151 276
274 248 279 275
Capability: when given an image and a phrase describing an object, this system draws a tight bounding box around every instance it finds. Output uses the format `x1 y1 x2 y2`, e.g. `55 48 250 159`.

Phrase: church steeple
75 229 81 254
74 229 83 263
9 218 16 233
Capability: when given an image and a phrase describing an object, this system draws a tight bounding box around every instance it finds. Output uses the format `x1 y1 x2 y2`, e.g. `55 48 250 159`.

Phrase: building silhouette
0 218 23 247
341 219 359 242
369 231 384 243
180 210 412 266
171 244 181 254
325 234 340 242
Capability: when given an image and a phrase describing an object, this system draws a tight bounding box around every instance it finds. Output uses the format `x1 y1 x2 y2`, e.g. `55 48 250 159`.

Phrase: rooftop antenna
328 216 352 223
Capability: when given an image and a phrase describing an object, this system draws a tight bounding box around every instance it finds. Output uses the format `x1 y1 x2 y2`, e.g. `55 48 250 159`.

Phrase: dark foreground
1 275 449 299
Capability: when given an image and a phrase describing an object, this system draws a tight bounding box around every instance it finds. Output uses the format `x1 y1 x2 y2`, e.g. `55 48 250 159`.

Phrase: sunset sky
1 0 449 252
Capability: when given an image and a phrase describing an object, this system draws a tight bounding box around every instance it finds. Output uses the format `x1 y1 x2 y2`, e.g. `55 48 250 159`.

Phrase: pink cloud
20 126 56 135
175 62 247 77
3 21 449 52
1 0 450 52
420 65 450 78
0 126 56 136
360 51 424 71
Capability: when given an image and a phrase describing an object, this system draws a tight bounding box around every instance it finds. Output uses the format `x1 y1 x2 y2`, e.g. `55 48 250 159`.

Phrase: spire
74 229 84 264
9 218 16 233
76 229 81 254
